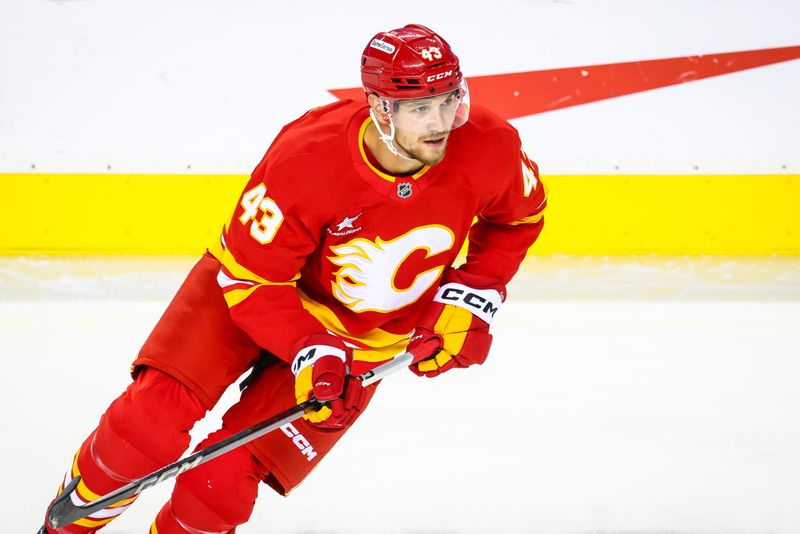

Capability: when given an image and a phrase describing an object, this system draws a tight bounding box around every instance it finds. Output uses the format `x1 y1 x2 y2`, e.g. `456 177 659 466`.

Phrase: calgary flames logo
328 225 455 313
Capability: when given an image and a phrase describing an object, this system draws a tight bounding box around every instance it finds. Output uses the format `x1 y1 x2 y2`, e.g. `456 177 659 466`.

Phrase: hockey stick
47 351 414 529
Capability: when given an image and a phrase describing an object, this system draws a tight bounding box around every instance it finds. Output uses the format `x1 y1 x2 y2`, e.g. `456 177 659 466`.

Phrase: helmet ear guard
380 100 391 123
366 93 392 125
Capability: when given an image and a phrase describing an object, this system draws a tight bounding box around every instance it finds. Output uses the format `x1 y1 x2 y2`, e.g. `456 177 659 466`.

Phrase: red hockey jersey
208 99 546 368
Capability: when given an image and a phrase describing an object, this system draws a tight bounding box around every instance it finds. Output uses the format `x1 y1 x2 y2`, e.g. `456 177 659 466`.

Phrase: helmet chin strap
369 108 418 162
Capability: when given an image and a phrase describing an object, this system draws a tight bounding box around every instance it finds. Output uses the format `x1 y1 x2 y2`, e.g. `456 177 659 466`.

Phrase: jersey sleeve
461 137 547 287
213 155 330 361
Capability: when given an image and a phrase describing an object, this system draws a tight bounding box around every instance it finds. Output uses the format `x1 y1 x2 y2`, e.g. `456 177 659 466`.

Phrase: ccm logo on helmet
433 282 503 325
426 70 453 82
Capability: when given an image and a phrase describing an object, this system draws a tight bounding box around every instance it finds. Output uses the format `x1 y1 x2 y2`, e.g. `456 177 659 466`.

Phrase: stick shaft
48 352 413 528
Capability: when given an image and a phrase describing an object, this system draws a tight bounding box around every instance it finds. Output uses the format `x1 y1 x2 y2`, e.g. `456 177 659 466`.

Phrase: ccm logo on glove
434 283 502 325
408 270 506 378
291 334 368 430
291 346 345 377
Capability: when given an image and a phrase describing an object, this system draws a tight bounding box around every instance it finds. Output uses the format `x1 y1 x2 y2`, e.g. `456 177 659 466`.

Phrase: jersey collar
356 118 431 183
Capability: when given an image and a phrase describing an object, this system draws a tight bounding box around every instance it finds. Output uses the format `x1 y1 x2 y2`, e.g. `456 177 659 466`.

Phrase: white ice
1 256 799 534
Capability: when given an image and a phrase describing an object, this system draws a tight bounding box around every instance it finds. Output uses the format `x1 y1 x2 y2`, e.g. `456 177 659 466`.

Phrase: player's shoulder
450 105 522 174
270 99 365 159
256 99 365 197
461 104 521 147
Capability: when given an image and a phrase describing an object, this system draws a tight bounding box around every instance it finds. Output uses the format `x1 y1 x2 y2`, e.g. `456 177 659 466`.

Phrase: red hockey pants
43 255 377 533
44 368 264 534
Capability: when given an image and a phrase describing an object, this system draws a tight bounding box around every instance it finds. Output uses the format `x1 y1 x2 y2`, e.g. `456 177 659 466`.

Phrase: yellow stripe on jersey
216 245 301 308
150 520 159 534
506 212 544 226
208 231 225 260
296 289 412 362
223 284 262 308
218 247 296 287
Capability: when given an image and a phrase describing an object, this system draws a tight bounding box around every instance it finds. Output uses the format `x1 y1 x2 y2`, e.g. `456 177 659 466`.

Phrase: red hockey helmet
361 24 463 100
361 24 470 138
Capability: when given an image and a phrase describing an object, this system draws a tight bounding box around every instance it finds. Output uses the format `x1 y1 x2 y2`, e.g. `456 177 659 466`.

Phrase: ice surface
2 256 799 533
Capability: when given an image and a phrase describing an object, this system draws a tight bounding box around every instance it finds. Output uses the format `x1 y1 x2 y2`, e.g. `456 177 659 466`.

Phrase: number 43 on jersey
239 184 284 244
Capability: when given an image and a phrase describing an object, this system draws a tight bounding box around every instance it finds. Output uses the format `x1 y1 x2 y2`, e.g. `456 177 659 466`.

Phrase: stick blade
47 475 81 529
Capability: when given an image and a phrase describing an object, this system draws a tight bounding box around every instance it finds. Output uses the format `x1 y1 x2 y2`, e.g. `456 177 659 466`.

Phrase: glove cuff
432 282 503 325
290 334 349 377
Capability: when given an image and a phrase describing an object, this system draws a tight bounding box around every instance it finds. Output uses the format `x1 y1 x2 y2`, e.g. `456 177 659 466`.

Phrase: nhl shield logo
396 182 413 199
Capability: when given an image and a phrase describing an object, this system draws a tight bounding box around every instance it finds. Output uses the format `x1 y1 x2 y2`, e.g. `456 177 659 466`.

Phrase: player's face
392 92 460 166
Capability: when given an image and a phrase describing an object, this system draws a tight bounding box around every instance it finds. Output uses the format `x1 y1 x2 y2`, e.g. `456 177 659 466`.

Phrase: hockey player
40 23 546 533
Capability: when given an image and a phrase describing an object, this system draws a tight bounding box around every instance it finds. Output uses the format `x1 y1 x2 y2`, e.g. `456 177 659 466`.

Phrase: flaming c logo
328 225 455 313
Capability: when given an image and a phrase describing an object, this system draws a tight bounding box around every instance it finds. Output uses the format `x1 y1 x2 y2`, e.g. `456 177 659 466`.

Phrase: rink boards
1 173 798 255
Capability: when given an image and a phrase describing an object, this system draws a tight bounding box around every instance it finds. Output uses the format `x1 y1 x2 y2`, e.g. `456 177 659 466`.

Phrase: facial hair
396 135 448 167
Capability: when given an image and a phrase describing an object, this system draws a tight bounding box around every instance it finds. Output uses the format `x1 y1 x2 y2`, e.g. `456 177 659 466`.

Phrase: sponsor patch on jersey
327 212 363 237
370 39 396 54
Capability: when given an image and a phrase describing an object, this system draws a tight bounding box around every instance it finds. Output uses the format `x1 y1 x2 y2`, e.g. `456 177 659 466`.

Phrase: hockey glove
408 270 505 377
291 333 366 430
